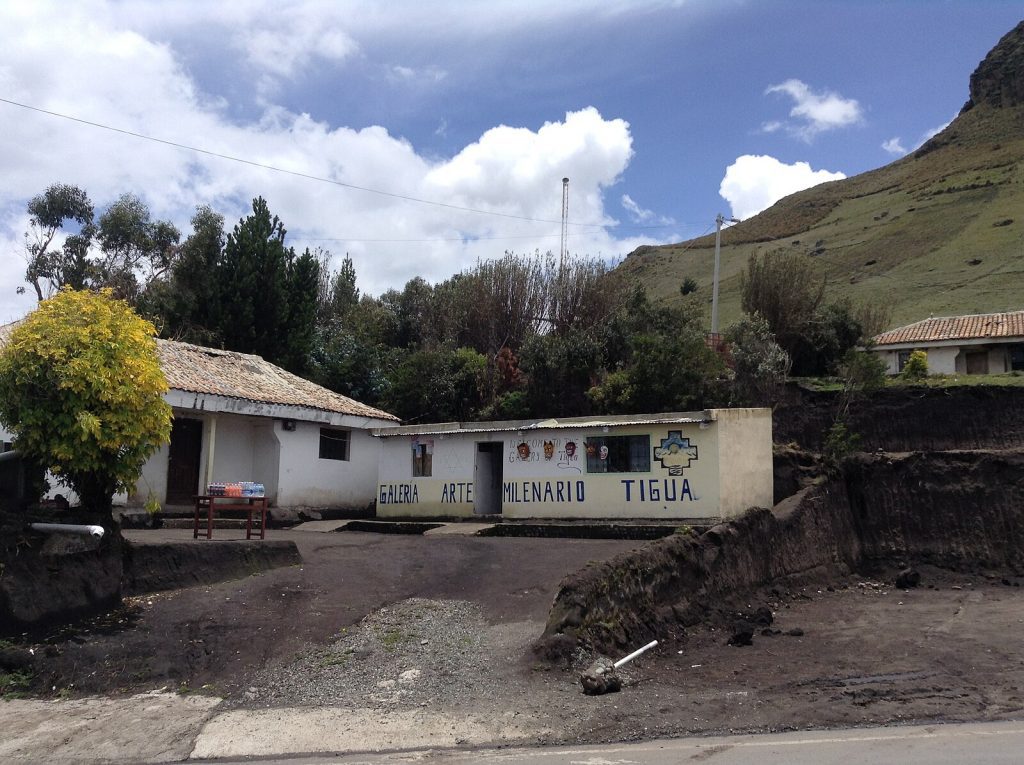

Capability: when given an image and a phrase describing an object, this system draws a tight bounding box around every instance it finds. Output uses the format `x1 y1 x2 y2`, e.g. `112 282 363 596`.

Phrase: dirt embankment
539 384 1024 660
774 384 1024 452
1 526 299 636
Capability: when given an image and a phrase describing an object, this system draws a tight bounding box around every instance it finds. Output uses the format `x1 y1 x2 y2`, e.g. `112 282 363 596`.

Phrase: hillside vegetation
620 20 1024 330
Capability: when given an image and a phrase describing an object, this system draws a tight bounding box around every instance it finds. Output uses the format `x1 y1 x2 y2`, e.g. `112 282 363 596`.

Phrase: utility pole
560 177 570 267
711 213 740 336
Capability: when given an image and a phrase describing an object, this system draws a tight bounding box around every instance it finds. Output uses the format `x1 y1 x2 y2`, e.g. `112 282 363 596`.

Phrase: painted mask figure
564 441 577 458
585 441 597 457
543 441 555 460
517 442 530 460
599 445 609 460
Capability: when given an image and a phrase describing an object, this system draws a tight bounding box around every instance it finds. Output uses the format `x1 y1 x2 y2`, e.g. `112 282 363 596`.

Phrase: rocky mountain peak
963 19 1024 111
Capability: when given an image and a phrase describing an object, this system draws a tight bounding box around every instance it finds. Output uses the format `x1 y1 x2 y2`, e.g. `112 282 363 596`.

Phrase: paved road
205 721 1024 765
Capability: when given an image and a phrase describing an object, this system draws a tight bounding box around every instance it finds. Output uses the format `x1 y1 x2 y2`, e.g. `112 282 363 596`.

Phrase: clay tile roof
873 310 1024 346
157 339 398 422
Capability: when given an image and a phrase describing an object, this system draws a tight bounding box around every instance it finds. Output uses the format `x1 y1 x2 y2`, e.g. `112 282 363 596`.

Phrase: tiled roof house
872 310 1024 375
1 322 399 510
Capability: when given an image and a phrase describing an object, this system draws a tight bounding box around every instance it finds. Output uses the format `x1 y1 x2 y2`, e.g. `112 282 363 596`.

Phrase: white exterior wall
376 409 773 521
276 421 383 510
927 347 959 375
715 409 774 514
136 440 170 504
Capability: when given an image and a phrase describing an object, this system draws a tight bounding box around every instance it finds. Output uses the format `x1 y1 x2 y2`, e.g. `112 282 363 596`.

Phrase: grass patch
378 629 412 651
797 372 1024 392
1 670 33 699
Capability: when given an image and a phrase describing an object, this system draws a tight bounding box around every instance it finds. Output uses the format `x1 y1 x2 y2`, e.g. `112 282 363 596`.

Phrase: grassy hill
619 21 1024 331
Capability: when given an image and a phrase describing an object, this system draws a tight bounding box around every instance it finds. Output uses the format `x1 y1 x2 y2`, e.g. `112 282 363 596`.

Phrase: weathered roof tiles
157 339 398 421
873 310 1024 346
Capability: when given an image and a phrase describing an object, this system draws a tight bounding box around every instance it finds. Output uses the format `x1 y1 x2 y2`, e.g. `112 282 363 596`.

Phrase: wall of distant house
376 409 773 520
878 342 1021 376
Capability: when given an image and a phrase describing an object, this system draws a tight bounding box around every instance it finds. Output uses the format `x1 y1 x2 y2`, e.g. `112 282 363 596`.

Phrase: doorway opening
474 442 504 515
166 418 203 504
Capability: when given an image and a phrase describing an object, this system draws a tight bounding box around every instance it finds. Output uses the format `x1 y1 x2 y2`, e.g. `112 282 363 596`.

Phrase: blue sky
0 1 1020 321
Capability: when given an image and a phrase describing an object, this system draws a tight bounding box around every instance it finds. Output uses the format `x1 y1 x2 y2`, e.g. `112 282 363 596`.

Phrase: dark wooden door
966 351 989 375
166 418 203 504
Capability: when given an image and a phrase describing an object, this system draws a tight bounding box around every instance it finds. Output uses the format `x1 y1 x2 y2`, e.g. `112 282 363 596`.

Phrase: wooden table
193 495 268 540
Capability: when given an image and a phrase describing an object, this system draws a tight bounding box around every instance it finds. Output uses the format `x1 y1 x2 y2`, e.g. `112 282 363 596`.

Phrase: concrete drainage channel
337 519 691 540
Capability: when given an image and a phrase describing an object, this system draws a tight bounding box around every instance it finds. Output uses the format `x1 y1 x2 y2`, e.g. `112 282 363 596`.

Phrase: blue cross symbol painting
653 431 698 475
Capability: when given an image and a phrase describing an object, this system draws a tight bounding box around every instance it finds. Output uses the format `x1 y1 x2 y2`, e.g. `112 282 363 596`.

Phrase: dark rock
580 656 622 695
728 621 755 647
752 606 774 626
0 647 34 672
786 628 805 637
896 568 921 589
966 21 1024 111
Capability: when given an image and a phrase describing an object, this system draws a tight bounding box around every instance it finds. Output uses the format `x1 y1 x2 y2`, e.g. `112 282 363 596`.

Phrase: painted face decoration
543 441 555 460
517 442 530 460
599 445 609 460
585 441 597 457
564 441 577 458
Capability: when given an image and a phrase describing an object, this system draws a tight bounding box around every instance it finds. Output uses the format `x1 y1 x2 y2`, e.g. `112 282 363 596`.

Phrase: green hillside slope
620 20 1024 330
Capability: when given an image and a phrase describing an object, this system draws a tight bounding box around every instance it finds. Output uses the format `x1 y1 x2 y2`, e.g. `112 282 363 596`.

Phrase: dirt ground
11 528 1024 748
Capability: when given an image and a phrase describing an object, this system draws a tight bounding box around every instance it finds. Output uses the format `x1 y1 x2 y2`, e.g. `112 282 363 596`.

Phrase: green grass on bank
796 371 1024 393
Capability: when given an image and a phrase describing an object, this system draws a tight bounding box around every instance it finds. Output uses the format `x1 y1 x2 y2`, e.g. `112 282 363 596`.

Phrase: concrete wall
276 421 382 510
928 346 959 374
716 408 774 515
377 409 773 520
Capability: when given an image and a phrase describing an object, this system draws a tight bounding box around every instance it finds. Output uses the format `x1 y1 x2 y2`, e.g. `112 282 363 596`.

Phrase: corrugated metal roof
374 412 712 438
873 310 1024 346
157 339 398 421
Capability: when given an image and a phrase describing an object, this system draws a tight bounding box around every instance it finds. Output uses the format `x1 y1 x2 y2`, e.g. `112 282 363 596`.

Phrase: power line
0 96 685 232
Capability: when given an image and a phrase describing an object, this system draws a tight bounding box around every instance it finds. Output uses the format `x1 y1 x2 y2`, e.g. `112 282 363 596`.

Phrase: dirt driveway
16 528 1024 752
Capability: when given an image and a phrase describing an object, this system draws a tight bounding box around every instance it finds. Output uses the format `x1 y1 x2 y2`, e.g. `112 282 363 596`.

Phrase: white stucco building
373 408 773 522
138 340 398 510
0 320 399 512
873 310 1024 375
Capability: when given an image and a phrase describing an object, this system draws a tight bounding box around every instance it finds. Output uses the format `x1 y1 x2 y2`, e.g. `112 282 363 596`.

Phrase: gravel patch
238 598 541 710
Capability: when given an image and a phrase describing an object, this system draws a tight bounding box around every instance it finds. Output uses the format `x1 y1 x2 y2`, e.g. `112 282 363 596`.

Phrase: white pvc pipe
30 523 105 539
614 639 658 668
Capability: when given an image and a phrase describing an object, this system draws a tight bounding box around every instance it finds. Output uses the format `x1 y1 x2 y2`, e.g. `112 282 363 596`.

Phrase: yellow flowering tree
0 288 172 518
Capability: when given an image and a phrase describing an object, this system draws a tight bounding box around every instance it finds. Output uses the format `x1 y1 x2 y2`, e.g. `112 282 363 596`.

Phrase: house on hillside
872 310 1024 375
0 323 399 511
373 408 773 522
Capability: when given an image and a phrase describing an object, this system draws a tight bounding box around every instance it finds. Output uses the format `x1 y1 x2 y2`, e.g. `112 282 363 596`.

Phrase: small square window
319 428 350 461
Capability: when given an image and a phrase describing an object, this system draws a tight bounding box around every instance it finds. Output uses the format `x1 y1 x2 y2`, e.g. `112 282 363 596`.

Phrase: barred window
586 435 651 474
319 428 350 461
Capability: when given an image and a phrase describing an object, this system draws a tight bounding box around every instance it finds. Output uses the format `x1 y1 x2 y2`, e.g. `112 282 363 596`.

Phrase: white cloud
765 79 863 141
387 64 448 84
621 194 674 226
0 5 662 320
719 154 846 220
882 137 907 156
881 115 954 159
919 118 953 145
